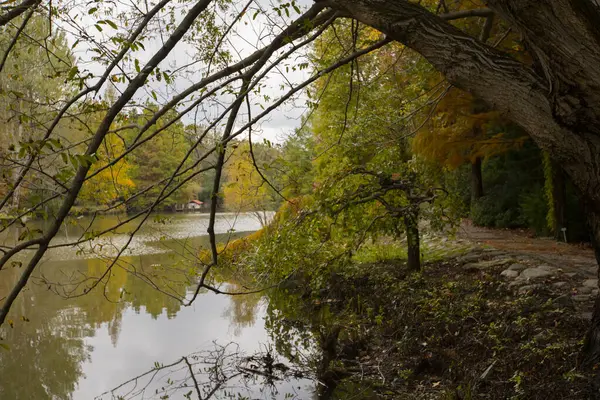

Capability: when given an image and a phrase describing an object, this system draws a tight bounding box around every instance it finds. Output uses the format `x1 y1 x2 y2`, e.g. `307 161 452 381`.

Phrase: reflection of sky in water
78 292 309 399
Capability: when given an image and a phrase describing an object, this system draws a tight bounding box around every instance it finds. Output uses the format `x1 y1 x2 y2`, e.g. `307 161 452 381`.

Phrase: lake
0 212 318 399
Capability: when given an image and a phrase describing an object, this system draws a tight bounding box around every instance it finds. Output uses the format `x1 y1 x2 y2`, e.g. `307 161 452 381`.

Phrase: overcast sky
60 0 317 143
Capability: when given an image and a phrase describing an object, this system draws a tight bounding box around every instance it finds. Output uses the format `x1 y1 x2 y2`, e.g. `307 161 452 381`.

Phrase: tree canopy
0 0 599 365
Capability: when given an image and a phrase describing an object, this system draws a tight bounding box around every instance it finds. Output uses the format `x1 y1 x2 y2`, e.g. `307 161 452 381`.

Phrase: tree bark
551 161 568 242
471 157 484 204
405 211 421 271
328 0 600 363
580 214 600 368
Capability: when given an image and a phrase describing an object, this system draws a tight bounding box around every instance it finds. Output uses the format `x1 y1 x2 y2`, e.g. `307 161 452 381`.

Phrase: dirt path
457 220 598 277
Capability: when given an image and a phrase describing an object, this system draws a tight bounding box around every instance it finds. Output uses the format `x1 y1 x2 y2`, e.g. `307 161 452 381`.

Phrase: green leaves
67 66 79 80
104 20 118 30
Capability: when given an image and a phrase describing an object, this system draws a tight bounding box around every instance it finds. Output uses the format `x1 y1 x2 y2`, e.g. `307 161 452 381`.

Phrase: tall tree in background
413 87 528 206
306 23 449 271
223 141 279 226
0 14 74 210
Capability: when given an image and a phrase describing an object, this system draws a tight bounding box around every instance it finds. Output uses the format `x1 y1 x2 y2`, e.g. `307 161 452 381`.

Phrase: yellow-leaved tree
78 130 135 210
413 87 528 203
222 141 278 226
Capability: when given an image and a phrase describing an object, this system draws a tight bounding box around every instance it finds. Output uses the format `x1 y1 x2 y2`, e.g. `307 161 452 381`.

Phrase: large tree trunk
551 161 568 242
329 0 600 362
471 157 484 204
405 210 421 271
580 213 600 367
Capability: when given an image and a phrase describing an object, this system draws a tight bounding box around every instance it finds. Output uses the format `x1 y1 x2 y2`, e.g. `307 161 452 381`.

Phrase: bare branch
0 0 39 27
0 2 36 74
440 8 494 21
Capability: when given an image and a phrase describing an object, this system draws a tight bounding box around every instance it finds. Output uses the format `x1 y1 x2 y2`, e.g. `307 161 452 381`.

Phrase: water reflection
0 212 268 261
0 212 367 399
0 213 287 399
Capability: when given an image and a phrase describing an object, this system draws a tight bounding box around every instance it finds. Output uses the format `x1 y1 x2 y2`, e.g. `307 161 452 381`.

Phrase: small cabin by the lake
187 200 204 210
174 200 205 212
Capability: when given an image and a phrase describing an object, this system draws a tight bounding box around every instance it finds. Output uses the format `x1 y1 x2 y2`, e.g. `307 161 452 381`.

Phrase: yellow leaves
79 132 135 206
223 143 271 212
364 26 384 42
413 87 527 169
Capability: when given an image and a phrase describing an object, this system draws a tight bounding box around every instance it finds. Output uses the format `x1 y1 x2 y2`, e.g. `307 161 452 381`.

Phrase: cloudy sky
60 0 318 143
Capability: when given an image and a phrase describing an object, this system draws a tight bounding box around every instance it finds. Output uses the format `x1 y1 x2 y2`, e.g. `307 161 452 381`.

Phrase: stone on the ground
517 255 538 263
508 263 527 271
593 289 599 297
564 272 581 279
580 312 593 320
552 295 574 309
572 295 591 302
463 258 512 271
537 264 558 272
551 281 568 289
518 284 542 294
458 252 484 263
578 286 593 294
508 280 527 288
500 269 519 278
481 250 508 257
582 279 598 288
520 267 554 280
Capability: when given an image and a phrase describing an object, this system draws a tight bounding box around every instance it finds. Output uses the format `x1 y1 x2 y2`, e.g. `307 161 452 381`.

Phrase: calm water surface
0 212 314 399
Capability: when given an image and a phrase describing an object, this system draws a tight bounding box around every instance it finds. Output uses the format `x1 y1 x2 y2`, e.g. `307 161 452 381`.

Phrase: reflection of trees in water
0 245 369 400
265 289 341 399
96 342 308 400
0 267 91 400
0 252 197 399
222 282 263 336
264 289 377 400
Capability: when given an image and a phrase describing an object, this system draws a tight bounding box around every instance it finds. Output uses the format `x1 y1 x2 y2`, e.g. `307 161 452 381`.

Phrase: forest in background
0 13 588 241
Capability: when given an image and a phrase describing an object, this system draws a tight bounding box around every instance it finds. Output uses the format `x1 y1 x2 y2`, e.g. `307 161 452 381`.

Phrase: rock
593 289 599 297
580 312 593 321
583 279 598 288
564 272 580 279
509 280 527 288
552 295 574 309
458 253 484 263
463 259 510 271
551 281 568 289
572 295 591 303
482 250 507 257
463 262 483 271
537 264 558 272
518 284 542 295
500 269 520 279
517 255 538 263
508 263 527 271
520 267 554 280
578 286 593 295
